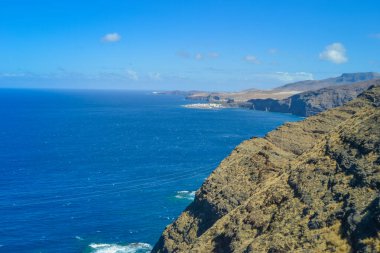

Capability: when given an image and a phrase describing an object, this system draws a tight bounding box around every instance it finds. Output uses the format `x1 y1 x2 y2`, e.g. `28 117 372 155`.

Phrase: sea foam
75 235 84 241
88 242 152 253
175 190 196 200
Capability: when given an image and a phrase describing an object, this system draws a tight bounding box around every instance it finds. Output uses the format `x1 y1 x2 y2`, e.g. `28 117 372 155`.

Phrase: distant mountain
241 87 259 92
274 72 380 92
186 72 380 103
249 79 380 116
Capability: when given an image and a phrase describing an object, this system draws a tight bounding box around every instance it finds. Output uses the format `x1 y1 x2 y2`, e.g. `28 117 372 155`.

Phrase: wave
88 242 152 253
175 190 196 200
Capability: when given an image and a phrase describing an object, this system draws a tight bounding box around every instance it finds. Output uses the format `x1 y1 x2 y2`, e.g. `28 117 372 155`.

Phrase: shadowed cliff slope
249 79 380 116
153 85 380 253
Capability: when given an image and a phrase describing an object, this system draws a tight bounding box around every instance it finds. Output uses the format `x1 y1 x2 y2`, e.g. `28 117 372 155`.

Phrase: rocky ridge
249 79 380 116
273 72 380 92
186 72 380 104
185 73 380 117
152 85 380 253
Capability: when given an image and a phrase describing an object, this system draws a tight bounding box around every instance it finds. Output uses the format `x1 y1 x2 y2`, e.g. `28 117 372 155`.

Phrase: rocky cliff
152 85 380 253
250 79 380 116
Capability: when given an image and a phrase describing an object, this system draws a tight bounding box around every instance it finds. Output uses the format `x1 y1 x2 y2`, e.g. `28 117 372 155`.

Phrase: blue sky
0 0 379 90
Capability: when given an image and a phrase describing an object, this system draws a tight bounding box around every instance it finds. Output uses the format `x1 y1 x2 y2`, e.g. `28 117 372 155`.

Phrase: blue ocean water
0 89 301 253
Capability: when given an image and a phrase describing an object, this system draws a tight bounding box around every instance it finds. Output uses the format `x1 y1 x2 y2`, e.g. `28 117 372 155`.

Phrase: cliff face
250 80 380 116
152 85 380 253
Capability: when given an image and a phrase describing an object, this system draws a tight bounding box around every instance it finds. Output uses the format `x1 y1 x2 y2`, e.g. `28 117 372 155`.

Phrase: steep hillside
250 79 380 116
152 85 380 253
186 72 380 103
274 72 380 92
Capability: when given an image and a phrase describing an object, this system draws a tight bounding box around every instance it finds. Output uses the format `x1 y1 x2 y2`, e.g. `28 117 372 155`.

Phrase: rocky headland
186 72 380 117
249 79 380 116
153 85 380 252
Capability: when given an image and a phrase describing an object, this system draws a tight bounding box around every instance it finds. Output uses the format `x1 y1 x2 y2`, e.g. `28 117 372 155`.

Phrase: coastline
152 85 380 252
181 103 226 109
0 89 303 253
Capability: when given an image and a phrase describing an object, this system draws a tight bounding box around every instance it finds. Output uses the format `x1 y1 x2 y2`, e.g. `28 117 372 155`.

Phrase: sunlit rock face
153 85 380 253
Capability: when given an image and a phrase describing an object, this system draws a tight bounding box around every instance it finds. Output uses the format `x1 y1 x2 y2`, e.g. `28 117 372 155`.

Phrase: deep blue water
0 89 301 253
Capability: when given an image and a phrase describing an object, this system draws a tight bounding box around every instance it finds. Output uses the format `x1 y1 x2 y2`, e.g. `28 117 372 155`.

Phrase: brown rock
152 85 380 253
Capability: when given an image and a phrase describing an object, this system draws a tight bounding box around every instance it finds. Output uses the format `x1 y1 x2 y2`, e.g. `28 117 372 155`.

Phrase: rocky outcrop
250 79 380 116
152 85 380 253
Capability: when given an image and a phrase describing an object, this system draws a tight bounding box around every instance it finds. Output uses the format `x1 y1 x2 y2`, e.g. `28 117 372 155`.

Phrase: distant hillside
186 72 380 103
249 79 380 116
274 72 380 92
186 90 299 103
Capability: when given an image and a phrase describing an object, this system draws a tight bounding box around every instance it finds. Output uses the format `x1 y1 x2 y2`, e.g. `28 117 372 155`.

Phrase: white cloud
268 48 278 55
126 69 138 80
195 53 204 60
149 72 161 81
177 51 219 60
208 52 219 58
244 55 260 64
370 33 380 39
272 72 314 82
319 42 348 64
0 72 27 77
102 33 121 42
177 50 190 59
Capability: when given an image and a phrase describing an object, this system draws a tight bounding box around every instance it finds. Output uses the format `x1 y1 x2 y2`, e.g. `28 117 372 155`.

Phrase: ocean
0 89 301 253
